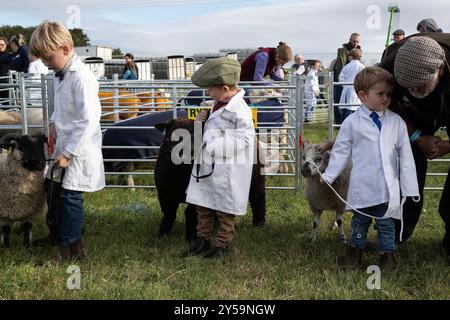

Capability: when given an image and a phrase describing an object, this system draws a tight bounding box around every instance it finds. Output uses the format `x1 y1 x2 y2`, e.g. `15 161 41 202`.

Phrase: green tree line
0 25 90 48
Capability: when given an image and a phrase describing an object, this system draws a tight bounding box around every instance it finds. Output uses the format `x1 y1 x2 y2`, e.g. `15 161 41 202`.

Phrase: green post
386 5 400 48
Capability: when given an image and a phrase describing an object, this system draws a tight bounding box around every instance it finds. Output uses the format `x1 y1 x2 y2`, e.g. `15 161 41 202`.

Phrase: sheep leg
335 211 346 243
249 164 266 226
21 222 33 248
311 210 322 242
125 163 136 191
157 199 179 238
1 225 11 248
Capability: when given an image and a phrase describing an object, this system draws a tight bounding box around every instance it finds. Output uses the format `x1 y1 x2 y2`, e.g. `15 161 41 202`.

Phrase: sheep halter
305 160 420 242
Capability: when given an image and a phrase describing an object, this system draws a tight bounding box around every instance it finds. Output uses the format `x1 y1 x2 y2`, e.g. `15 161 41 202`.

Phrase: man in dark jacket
380 33 450 257
332 33 361 124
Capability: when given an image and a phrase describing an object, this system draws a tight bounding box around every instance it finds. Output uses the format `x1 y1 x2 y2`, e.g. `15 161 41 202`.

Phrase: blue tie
370 112 382 131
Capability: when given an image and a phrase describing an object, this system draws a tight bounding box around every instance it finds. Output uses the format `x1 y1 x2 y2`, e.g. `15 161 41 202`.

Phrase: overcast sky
2 0 449 66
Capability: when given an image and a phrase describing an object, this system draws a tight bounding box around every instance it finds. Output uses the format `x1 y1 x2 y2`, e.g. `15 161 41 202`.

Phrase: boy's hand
54 153 71 168
196 110 209 122
48 123 57 145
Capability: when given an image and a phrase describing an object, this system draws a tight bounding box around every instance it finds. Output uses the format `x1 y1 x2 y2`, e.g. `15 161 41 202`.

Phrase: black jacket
380 32 450 134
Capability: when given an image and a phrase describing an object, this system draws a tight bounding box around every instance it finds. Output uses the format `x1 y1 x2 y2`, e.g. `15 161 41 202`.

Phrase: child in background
304 60 321 122
339 49 365 122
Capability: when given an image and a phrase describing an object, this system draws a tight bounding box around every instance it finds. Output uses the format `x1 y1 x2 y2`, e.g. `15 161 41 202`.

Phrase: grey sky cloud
3 0 450 66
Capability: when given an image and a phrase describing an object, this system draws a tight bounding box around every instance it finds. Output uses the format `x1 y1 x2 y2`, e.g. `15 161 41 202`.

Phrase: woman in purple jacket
240 42 292 82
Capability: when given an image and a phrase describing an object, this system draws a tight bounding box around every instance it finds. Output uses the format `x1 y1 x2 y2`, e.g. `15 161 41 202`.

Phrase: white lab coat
47 57 105 192
186 89 255 215
304 69 319 96
339 59 365 110
28 59 49 107
322 107 419 220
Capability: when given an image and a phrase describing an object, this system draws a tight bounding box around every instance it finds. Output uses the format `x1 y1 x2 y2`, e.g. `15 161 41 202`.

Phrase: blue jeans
59 188 84 246
350 203 396 253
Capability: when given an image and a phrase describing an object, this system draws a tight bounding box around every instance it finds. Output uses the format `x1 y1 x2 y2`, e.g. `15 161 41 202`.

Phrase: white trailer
75 46 113 60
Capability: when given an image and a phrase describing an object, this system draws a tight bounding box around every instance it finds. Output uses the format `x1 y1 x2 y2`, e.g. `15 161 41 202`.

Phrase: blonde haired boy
30 21 105 262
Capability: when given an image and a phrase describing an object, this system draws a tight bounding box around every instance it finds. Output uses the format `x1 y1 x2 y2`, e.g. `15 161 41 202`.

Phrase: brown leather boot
54 245 71 263
339 246 363 270
69 239 85 261
379 252 396 272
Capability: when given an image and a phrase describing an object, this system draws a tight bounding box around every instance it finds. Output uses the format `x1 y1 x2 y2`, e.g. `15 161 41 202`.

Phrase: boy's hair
348 48 362 60
29 20 74 59
354 67 395 93
309 59 321 67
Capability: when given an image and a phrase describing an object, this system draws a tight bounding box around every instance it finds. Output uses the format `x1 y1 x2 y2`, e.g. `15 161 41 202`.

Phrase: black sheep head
155 118 196 163
0 133 47 171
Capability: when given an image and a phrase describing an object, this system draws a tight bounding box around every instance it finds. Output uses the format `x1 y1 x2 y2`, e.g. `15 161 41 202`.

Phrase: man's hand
54 153 71 168
48 123 57 145
428 140 450 160
416 135 441 158
196 110 209 122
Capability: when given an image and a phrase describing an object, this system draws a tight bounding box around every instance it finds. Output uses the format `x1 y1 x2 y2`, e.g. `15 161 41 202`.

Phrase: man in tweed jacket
381 33 450 258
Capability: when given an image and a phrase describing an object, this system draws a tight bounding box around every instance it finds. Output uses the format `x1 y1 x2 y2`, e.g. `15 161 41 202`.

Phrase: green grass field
0 123 449 300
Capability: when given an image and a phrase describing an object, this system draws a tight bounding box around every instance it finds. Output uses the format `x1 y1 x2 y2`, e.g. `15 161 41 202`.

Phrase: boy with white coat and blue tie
321 67 419 271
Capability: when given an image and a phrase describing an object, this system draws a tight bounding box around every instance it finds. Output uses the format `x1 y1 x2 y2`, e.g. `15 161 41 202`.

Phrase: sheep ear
0 133 21 150
321 140 334 151
303 139 310 147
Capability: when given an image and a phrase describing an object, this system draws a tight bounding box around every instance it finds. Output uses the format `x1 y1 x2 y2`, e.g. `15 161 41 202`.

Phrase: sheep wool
0 154 46 224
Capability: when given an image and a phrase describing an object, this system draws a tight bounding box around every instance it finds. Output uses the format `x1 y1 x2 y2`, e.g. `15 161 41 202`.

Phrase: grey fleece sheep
0 133 47 248
301 140 351 242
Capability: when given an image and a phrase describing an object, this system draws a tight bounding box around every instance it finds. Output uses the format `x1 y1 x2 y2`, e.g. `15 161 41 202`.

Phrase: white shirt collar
361 104 384 118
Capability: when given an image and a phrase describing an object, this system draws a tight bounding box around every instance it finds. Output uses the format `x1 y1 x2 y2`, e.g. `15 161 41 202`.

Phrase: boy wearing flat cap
182 57 255 258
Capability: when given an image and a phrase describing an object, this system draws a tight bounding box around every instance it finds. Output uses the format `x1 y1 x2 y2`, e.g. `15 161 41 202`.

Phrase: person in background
292 54 306 75
392 29 406 43
417 18 443 33
122 52 139 80
339 49 366 121
28 54 49 75
304 60 321 122
0 36 10 106
28 54 49 106
0 34 30 73
240 42 292 83
332 33 362 124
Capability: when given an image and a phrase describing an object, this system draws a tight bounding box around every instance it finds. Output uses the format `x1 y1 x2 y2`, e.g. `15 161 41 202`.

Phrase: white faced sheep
0 133 47 248
301 140 351 242
0 109 44 139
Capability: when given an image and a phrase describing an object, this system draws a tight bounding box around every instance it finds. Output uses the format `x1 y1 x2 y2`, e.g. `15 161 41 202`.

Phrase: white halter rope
305 160 420 242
